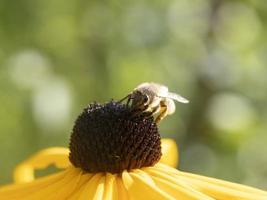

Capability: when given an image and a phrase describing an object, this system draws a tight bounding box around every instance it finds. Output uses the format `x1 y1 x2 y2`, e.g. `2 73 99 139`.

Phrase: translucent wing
135 82 189 103
166 92 189 103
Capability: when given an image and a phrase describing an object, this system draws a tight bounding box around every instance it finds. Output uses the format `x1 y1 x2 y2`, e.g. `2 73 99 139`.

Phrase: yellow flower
0 101 266 200
0 139 266 200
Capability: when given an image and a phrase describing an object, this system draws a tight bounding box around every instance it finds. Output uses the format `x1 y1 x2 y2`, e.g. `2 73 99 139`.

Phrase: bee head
132 91 150 108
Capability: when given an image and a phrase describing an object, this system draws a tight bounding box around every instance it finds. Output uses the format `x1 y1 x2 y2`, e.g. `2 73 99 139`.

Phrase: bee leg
142 111 153 118
126 95 132 107
118 94 134 108
142 105 160 118
155 102 168 124
131 104 149 117
118 94 131 104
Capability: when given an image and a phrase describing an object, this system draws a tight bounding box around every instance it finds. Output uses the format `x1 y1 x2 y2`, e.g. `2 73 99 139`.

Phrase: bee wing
166 92 189 103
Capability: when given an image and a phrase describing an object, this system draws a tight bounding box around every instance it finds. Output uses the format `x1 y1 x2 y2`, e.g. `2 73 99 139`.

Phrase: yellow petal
44 169 85 200
122 170 174 200
0 169 67 198
116 176 129 200
67 173 94 200
102 173 120 200
94 176 105 200
12 164 34 184
78 173 104 200
178 173 267 200
159 138 178 168
0 167 77 200
13 147 70 183
145 167 214 200
152 176 214 200
179 171 267 196
23 167 79 200
154 163 267 200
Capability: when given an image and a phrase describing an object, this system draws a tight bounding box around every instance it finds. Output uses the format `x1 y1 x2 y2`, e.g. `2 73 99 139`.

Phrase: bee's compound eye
143 95 149 104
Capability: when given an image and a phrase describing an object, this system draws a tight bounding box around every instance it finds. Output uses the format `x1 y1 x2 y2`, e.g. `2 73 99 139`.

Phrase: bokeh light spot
7 50 52 90
207 93 256 133
32 78 72 132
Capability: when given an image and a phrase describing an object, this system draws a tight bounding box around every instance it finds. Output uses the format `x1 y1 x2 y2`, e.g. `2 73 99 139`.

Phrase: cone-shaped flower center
69 101 162 173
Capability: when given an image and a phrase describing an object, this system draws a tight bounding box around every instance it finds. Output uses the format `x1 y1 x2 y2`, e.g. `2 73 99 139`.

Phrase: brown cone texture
69 101 161 173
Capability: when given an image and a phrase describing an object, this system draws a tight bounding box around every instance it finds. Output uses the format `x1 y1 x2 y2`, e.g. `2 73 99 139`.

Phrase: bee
119 82 189 123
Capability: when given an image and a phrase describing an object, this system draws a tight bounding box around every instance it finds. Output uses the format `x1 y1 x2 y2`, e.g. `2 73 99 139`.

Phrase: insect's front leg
118 94 132 107
155 101 168 124
131 104 149 117
118 94 130 103
126 94 133 107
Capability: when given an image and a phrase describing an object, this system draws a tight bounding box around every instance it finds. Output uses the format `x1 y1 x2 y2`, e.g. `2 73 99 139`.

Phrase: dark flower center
69 101 162 173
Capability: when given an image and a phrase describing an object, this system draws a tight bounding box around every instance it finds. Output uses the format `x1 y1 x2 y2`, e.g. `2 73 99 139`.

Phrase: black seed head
69 101 161 173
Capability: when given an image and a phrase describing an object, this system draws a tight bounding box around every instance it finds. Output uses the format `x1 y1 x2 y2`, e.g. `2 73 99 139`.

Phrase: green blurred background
1 0 267 189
